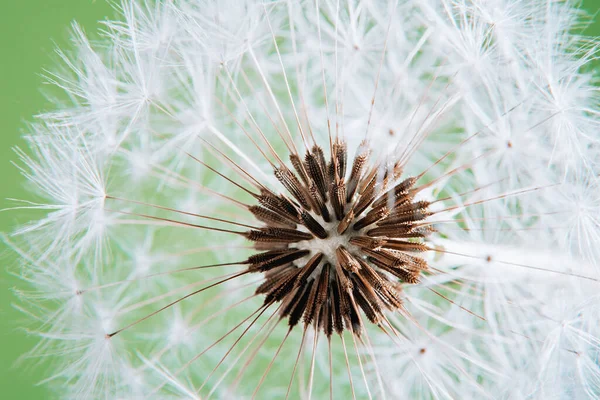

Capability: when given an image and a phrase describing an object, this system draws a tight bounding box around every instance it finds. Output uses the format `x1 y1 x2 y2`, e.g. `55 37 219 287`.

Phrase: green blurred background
0 2 115 398
0 1 597 398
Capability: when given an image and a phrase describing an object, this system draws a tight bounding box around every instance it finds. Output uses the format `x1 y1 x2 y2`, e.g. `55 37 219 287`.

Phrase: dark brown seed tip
243 140 433 336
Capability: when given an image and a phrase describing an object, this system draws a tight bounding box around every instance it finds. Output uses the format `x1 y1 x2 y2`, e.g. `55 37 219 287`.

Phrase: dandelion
6 0 600 399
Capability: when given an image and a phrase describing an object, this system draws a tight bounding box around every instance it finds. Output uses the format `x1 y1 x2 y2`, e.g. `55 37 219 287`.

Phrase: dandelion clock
6 1 600 399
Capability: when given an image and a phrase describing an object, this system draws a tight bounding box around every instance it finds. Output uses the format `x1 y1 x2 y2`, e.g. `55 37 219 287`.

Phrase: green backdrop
0 1 598 398
0 2 115 398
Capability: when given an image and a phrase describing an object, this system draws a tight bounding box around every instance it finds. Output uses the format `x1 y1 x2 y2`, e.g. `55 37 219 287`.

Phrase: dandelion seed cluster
7 0 600 399
231 141 435 336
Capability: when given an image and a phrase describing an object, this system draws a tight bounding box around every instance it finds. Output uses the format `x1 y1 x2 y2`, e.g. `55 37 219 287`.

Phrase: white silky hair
6 0 600 399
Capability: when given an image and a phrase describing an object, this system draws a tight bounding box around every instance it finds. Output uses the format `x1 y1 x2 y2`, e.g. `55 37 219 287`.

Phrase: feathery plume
6 0 600 398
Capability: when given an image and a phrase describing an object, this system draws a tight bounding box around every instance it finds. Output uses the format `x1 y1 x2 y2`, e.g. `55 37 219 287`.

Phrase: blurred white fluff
6 0 600 399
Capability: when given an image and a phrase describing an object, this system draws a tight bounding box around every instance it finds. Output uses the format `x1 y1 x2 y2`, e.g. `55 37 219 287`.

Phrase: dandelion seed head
7 0 600 398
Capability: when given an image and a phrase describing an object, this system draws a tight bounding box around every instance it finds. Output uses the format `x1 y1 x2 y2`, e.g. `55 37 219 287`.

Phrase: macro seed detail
239 140 433 337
